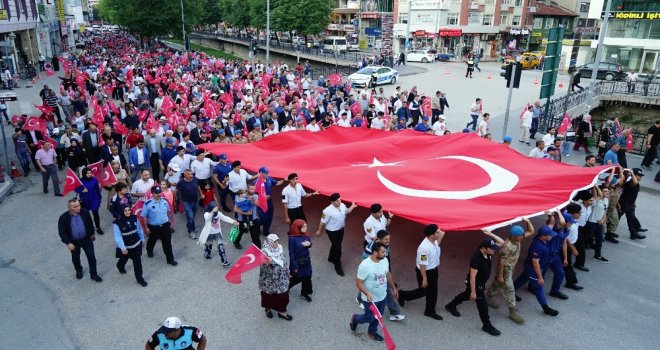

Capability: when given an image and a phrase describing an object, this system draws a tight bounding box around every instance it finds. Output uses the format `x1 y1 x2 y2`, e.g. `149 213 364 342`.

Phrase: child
73 111 85 133
197 202 238 267
160 180 175 209
199 180 217 209
164 163 181 213
109 182 133 219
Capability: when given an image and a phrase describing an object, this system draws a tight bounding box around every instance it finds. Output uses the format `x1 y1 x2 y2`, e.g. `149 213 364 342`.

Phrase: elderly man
35 141 63 196
58 198 102 281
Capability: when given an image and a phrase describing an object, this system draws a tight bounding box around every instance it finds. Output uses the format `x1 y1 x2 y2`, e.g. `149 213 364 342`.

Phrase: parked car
578 62 626 81
436 53 456 62
323 36 348 52
348 66 399 88
407 50 435 63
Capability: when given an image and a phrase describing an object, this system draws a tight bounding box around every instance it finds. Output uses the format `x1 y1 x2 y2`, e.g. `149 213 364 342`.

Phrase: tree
270 0 333 36
219 0 251 30
201 0 223 29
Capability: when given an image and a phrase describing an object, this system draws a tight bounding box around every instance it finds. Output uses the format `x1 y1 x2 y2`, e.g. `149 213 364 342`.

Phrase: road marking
617 238 646 249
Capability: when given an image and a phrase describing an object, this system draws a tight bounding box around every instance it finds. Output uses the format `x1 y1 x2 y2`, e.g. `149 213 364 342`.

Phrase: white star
352 157 406 168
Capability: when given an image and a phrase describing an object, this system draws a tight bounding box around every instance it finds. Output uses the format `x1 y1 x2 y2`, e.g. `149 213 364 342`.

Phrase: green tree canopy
271 0 333 36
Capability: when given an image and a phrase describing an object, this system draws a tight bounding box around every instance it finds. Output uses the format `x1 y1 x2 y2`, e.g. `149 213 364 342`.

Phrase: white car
348 66 399 88
407 50 435 63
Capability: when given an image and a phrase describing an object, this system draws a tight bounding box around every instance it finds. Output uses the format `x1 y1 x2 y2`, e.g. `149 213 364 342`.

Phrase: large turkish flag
200 129 609 231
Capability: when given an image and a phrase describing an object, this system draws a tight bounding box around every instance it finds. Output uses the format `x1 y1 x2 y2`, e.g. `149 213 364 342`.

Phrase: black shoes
482 323 501 336
631 234 646 240
55 193 63 197
574 265 589 272
96 228 104 235
300 294 312 302
605 236 619 244
638 228 648 232
90 275 103 282
515 294 522 302
167 260 178 266
445 304 460 318
266 309 273 319
565 284 584 291
335 267 345 276
425 312 444 320
147 251 154 258
278 313 293 321
138 280 148 287
349 314 357 331
44 189 48 193
594 256 609 264
549 291 569 300
543 305 559 316
76 270 83 279
117 265 127 274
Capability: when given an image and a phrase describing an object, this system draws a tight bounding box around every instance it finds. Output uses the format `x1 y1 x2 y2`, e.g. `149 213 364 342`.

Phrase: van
323 36 347 52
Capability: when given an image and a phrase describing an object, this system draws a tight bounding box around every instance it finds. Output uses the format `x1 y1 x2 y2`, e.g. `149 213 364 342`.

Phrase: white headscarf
262 234 284 267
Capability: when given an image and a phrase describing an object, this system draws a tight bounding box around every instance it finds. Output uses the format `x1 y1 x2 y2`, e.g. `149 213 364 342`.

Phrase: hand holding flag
369 302 397 350
225 244 269 284
62 168 83 196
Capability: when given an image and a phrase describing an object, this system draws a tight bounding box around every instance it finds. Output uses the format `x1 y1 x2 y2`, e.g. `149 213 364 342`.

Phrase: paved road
1 67 659 349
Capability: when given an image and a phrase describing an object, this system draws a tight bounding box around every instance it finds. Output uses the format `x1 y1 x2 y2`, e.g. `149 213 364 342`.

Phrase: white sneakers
389 315 406 321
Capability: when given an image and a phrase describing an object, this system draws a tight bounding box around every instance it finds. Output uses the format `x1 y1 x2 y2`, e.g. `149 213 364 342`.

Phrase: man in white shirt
528 140 548 159
131 170 155 202
542 127 556 151
190 150 217 182
573 192 594 272
227 160 256 195
336 112 352 128
432 115 447 136
520 105 533 144
397 224 446 320
281 172 318 225
305 118 321 132
315 193 357 276
477 113 490 137
362 203 393 247
370 112 386 130
264 120 278 137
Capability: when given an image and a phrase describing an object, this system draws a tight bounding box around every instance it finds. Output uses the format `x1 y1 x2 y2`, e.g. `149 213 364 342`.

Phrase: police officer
146 316 207 350
254 166 284 237
513 225 559 316
619 168 647 240
315 193 357 276
281 173 318 225
112 204 147 287
445 230 504 336
541 211 570 300
398 224 445 320
141 186 177 266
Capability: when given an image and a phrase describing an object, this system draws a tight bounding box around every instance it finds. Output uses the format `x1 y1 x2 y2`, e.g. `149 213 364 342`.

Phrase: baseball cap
160 317 182 333
168 163 180 172
219 154 227 160
233 129 242 135
547 146 557 152
151 186 163 194
329 193 340 201
422 116 429 121
259 166 269 174
503 136 512 142
479 237 501 251
438 115 445 119
537 225 557 237
165 138 174 144
510 225 524 236
562 212 576 224
52 128 60 134
632 168 645 177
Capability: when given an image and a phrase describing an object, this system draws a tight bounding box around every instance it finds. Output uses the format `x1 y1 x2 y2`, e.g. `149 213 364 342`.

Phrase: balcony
360 0 393 13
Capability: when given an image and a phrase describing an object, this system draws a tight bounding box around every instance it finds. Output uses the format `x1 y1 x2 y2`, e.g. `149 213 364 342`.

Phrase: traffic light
503 63 522 88
251 41 258 54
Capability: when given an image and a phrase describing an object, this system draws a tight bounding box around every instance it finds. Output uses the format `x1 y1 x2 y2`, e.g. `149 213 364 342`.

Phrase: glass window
512 15 521 26
533 18 543 28
482 14 493 25
447 13 460 25
545 18 555 28
515 0 523 6
502 0 512 4
399 13 408 24
580 2 589 12
485 0 495 4
500 13 511 26
468 12 480 25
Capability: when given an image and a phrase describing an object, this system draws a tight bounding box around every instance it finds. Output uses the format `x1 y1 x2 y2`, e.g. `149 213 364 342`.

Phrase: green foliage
270 0 333 36
219 0 251 29
166 39 240 61
201 0 223 27
97 0 204 39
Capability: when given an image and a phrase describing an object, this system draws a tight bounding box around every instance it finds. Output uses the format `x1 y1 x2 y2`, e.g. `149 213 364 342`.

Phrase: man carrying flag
254 167 284 237
350 242 398 343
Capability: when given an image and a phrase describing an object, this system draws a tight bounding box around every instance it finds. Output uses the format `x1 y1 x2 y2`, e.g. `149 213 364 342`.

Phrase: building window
502 0 512 5
500 13 511 26
545 18 555 28
485 0 495 5
468 12 480 25
515 0 523 6
447 13 460 25
533 18 543 28
512 15 521 26
580 2 589 13
482 14 493 25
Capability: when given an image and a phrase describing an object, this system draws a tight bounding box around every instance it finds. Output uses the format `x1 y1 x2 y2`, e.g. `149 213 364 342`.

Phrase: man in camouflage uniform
605 167 624 244
486 218 534 324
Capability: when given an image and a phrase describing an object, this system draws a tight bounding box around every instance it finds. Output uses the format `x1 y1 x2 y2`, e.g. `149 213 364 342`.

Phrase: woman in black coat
66 139 87 174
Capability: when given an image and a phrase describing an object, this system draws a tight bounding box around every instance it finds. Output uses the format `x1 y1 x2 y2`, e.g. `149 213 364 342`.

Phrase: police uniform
282 182 307 222
141 192 176 264
212 158 233 211
321 201 348 270
112 210 147 286
398 235 441 317
146 323 204 350
545 220 568 293
513 229 555 313
254 173 278 236
362 215 387 248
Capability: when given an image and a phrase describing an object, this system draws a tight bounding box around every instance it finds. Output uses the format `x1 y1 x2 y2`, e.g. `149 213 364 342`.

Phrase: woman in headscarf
573 114 592 153
197 202 238 268
288 219 313 302
75 167 103 235
112 204 147 287
66 139 87 175
259 234 292 320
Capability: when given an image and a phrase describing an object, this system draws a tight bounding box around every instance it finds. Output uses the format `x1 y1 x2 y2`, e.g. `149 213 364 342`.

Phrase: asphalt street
0 64 659 349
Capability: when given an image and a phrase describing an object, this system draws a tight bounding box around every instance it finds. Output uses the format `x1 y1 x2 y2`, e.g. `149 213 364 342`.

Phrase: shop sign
604 11 660 20
327 24 340 30
365 28 382 36
531 30 542 37
541 39 592 46
0 10 8 20
344 25 356 32
361 13 380 19
509 29 529 35
439 28 462 37
414 30 427 36
56 0 66 22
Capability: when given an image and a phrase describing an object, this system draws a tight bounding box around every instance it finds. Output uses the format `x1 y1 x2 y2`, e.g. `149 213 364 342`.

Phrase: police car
348 66 399 88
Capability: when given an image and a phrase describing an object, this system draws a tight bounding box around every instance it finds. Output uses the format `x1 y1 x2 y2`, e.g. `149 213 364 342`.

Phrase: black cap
479 238 500 251
287 173 298 181
423 224 439 236
151 186 163 194
632 168 645 177
329 193 340 201
370 203 382 213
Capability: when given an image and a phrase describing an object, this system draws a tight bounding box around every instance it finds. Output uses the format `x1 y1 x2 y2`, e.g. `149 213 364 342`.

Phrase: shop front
501 28 531 56
438 28 461 55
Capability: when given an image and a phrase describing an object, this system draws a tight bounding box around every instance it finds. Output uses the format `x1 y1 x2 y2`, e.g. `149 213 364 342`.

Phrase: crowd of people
7 30 655 347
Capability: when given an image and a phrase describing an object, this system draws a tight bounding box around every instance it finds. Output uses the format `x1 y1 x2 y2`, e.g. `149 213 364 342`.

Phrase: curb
0 172 14 204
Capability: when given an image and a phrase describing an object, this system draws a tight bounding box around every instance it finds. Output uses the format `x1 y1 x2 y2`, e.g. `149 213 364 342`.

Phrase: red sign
200 128 608 231
414 30 427 36
439 28 462 37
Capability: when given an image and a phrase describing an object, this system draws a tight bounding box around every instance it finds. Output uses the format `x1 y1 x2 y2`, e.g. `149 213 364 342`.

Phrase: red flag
328 73 342 86
22 116 47 131
131 200 144 216
369 302 397 350
113 117 129 135
100 163 118 187
199 129 609 231
45 69 55 77
145 115 158 132
92 106 104 126
349 102 361 119
225 244 269 284
44 135 58 148
254 176 268 213
109 100 120 115
87 161 104 179
421 100 432 117
62 168 83 196
557 113 572 136
34 104 53 115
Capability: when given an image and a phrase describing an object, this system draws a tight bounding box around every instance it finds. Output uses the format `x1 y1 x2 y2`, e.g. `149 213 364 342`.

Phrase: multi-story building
328 0 361 47
0 0 40 73
588 0 660 74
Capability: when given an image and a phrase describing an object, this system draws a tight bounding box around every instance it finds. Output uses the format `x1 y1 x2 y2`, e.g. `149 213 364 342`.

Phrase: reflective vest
156 328 194 350
114 216 140 249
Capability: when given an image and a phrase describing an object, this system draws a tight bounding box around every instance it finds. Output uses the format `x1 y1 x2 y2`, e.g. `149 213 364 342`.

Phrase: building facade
0 0 40 73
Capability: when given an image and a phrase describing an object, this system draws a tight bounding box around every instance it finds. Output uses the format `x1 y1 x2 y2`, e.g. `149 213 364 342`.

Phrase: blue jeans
468 114 478 130
355 282 401 316
355 298 386 336
257 200 274 236
17 151 31 173
562 141 571 155
182 201 198 233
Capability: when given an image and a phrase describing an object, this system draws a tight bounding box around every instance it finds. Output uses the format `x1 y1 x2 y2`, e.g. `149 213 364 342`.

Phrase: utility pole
180 0 186 51
502 63 517 137
404 1 413 55
266 0 270 65
585 0 613 110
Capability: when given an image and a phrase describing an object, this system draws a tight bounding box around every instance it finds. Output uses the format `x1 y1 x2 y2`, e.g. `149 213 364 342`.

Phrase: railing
191 31 370 65
539 81 660 155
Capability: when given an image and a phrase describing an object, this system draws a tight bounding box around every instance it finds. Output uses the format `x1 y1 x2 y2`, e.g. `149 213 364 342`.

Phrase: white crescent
66 175 75 186
103 170 110 182
376 156 519 200
242 254 256 265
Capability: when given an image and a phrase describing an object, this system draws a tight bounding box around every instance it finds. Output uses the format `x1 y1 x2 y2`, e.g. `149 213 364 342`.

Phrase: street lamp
180 0 186 51
266 0 270 65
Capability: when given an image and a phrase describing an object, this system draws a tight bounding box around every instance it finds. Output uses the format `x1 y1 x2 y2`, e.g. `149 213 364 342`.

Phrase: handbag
228 226 240 243
565 131 576 141
598 140 607 148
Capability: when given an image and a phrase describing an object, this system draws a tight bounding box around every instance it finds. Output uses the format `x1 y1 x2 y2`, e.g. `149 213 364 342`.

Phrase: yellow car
500 55 540 70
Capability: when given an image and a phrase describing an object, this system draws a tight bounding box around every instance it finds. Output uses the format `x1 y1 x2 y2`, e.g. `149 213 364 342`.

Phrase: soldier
486 218 534 324
315 193 357 276
605 166 624 243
